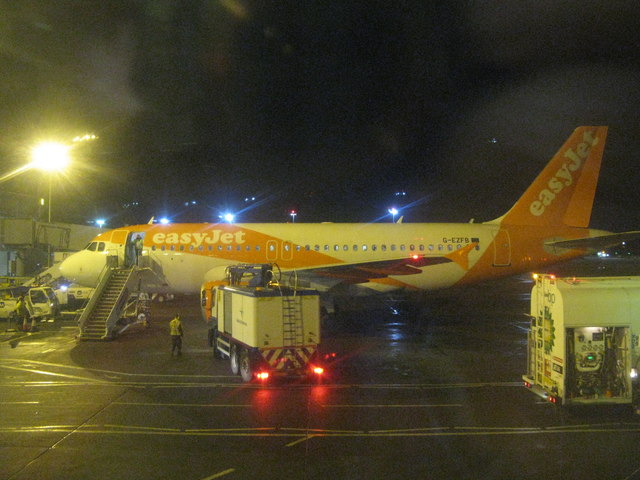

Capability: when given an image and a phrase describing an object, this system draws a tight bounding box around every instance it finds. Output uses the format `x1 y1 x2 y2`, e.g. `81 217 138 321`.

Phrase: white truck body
0 286 60 320
55 284 95 310
215 285 320 349
523 275 640 406
210 283 322 381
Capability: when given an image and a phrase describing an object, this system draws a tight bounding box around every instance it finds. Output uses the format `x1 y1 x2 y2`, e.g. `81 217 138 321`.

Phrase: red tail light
256 372 269 380
312 366 324 375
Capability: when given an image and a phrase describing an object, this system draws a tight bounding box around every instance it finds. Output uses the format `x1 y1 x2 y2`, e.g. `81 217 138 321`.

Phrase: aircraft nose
59 251 103 287
59 254 82 282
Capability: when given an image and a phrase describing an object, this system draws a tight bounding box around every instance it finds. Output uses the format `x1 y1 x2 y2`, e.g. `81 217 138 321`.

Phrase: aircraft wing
291 242 478 287
308 256 451 284
545 231 640 250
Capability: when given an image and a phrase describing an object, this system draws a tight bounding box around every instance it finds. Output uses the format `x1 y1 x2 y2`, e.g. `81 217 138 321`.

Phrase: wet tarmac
1 257 640 479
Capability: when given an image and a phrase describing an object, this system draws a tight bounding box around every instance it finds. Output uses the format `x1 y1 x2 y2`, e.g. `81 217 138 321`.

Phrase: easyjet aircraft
60 126 637 295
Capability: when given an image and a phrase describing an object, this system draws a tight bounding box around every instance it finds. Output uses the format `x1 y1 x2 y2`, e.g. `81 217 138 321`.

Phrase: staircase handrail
77 259 115 335
101 268 138 335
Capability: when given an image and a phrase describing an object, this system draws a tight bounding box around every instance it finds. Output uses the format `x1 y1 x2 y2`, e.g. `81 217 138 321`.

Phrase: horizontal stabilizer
544 231 640 251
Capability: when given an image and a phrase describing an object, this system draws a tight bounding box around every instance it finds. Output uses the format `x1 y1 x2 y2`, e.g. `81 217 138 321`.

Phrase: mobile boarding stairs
77 256 150 340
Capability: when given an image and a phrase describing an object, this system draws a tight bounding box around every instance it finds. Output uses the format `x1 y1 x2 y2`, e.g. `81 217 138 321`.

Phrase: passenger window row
152 244 262 252
148 242 474 253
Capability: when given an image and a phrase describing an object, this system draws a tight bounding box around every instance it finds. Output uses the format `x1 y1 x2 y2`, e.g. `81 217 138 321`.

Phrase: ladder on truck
282 293 304 347
77 266 141 340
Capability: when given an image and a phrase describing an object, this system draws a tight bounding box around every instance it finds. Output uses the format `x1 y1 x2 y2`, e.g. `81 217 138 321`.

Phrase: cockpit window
85 241 105 252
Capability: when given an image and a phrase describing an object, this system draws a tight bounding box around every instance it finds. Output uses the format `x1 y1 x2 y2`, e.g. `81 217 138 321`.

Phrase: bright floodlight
31 142 71 171
96 219 105 228
223 213 235 223
73 134 97 143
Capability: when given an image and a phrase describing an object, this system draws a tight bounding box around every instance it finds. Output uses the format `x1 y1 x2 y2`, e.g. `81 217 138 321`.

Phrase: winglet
495 126 608 228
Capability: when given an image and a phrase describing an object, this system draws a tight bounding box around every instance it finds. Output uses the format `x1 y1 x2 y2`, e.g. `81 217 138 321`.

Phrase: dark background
2 1 640 230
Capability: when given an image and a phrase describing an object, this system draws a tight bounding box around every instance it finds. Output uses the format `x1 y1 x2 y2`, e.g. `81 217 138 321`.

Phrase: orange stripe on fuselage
455 225 592 286
116 223 343 269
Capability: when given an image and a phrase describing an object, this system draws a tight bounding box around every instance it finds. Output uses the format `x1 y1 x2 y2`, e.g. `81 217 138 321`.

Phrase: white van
0 286 60 321
54 284 94 311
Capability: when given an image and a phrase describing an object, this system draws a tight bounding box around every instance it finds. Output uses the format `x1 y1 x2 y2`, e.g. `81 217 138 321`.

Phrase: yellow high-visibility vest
169 318 182 336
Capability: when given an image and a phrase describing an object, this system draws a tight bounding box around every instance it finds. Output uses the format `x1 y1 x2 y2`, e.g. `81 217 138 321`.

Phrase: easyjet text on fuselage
152 231 247 247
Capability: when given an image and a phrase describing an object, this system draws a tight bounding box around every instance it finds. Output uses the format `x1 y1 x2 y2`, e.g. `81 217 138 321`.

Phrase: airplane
59 126 640 296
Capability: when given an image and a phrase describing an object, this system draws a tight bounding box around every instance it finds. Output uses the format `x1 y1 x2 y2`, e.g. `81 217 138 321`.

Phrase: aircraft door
266 240 293 261
223 290 232 335
492 229 511 266
266 240 278 262
109 230 131 267
282 241 293 261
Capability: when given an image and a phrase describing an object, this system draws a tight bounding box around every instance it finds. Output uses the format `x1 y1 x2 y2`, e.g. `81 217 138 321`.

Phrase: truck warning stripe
261 347 316 370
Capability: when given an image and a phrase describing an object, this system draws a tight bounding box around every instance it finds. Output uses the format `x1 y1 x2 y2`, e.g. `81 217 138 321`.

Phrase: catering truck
202 264 325 382
523 274 640 407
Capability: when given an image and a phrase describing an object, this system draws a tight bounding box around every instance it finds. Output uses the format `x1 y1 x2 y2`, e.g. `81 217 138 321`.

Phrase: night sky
2 1 640 231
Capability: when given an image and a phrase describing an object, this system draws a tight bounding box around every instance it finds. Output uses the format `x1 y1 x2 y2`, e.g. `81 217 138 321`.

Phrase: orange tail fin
496 126 608 227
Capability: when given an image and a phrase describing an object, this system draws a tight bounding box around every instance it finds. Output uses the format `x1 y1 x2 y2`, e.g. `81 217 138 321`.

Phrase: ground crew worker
169 314 183 356
15 294 31 332
133 235 143 266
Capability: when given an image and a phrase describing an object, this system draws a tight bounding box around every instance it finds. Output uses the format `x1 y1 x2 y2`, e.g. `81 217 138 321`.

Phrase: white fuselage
58 221 595 295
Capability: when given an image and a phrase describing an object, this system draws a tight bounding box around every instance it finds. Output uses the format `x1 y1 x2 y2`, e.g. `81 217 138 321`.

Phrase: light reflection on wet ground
3 257 640 479
322 257 640 384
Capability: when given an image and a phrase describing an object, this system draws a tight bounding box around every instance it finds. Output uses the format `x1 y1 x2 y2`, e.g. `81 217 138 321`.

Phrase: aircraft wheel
230 344 240 375
239 349 253 382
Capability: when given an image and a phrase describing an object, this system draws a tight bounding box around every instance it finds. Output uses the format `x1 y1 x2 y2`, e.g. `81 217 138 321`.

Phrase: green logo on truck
543 306 556 354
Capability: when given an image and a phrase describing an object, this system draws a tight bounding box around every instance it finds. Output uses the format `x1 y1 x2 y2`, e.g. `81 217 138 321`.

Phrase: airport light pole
0 135 93 270
388 207 398 223
30 142 71 223
31 142 71 268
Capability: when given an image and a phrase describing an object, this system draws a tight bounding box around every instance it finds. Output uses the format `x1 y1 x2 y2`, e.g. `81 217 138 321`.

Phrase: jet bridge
77 261 149 340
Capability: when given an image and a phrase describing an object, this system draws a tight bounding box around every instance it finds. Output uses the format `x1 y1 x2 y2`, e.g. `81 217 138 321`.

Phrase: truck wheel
230 344 240 375
239 349 253 382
